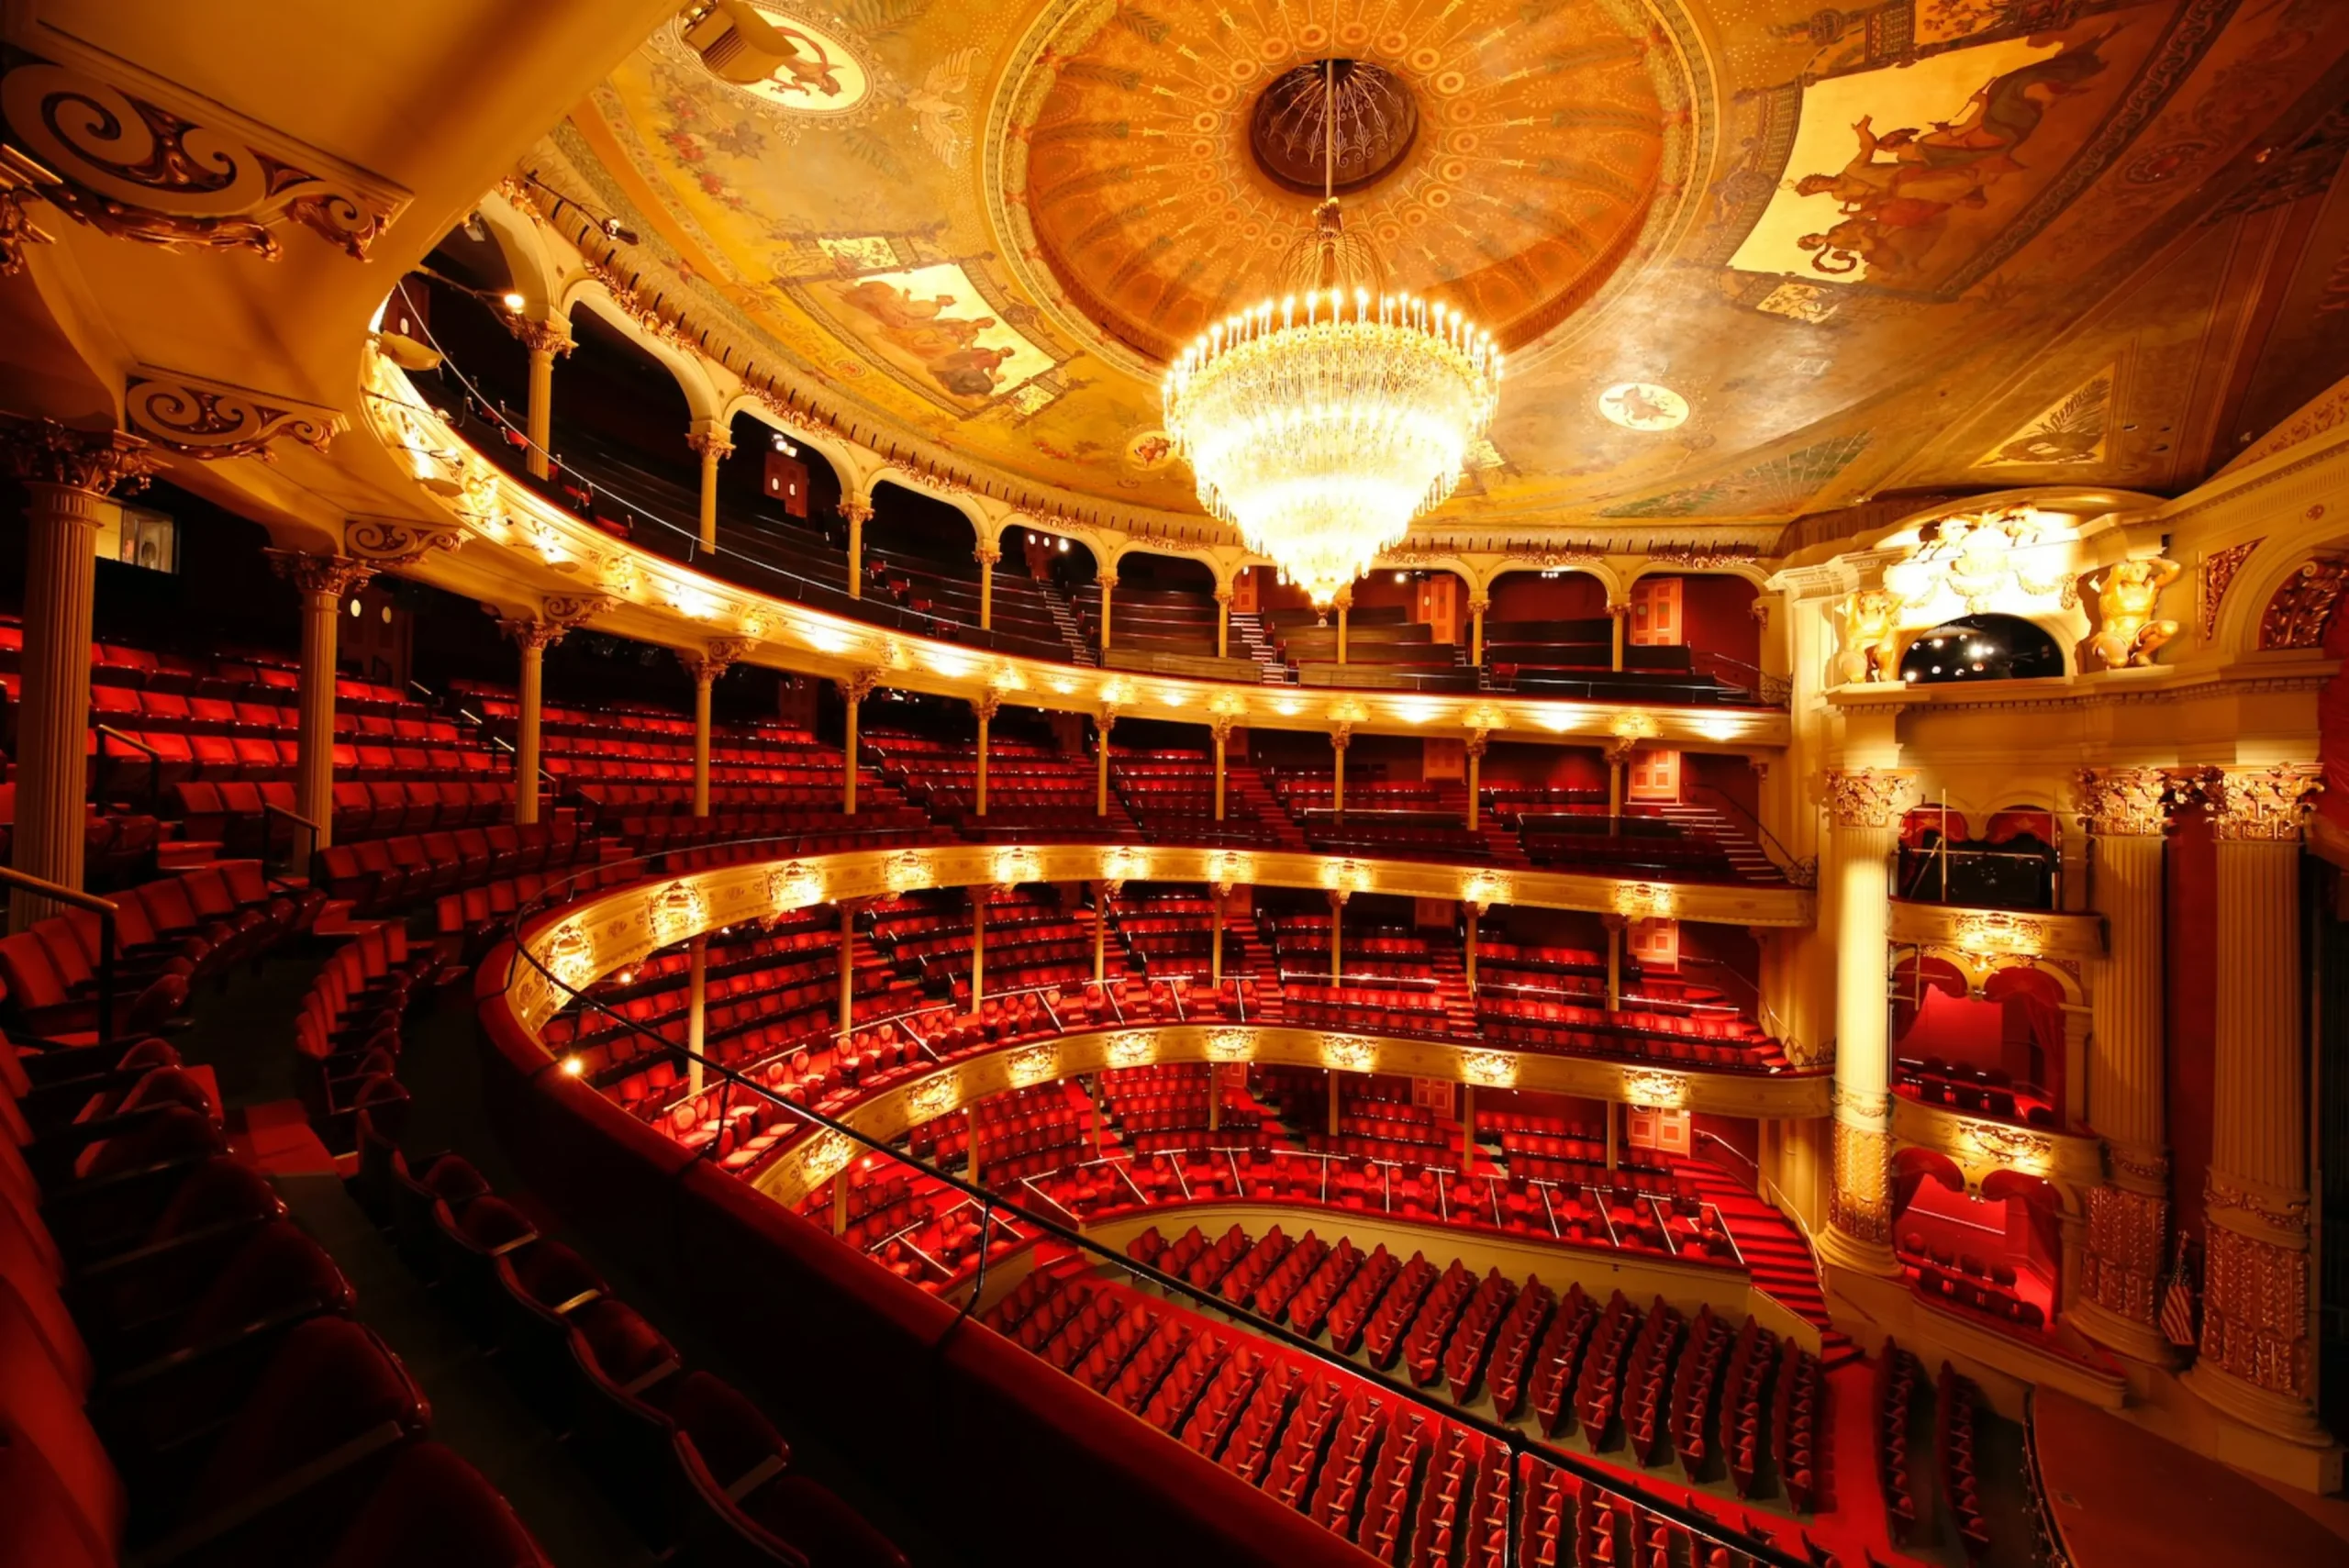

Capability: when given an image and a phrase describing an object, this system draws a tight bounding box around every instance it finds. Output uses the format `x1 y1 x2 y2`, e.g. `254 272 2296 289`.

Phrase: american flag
2160 1231 2199 1350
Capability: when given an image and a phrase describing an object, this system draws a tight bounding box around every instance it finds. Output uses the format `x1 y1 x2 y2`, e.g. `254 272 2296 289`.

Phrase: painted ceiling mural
559 0 2349 538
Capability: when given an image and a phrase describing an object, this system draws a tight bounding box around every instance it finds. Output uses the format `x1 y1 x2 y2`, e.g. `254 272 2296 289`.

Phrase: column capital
1466 595 1492 617
1750 599 1773 628
974 541 1001 567
678 638 757 684
836 667 883 705
346 516 467 571
1097 705 1119 731
1464 729 1491 759
839 498 874 526
1209 715 1237 746
1603 738 1638 769
507 316 574 357
685 423 735 460
1331 587 1353 611
265 548 375 600
1820 767 1918 829
1326 887 1351 909
2199 763 2322 843
1461 898 1487 918
1329 724 1353 751
491 592 618 652
2 419 160 497
1606 600 1634 620
2073 765 2190 837
1212 586 1233 606
971 690 1003 724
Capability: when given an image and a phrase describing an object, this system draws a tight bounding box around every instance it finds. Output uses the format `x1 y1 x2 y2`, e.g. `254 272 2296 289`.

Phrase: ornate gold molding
1 417 160 497
264 548 373 600
837 667 882 705
2199 763 2323 843
0 173 57 273
2083 1184 2167 1328
1830 1120 1893 1246
0 55 406 258
345 516 465 570
1887 900 2104 963
2200 1218 2310 1401
2074 766 2184 838
124 369 341 461
1821 767 1918 830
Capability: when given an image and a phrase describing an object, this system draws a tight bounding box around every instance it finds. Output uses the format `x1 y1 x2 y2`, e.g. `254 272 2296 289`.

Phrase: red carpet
226 1097 339 1175
2032 1390 2349 1568
1676 1159 1857 1368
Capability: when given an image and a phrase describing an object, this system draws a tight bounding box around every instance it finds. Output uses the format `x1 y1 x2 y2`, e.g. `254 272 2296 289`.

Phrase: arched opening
1892 958 2063 1128
1897 613 2064 686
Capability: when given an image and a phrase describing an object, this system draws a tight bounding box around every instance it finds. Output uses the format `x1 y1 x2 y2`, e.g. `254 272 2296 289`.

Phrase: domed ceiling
558 0 2349 539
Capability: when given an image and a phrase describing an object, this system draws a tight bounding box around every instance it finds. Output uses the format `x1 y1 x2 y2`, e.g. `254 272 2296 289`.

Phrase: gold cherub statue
1837 589 1903 684
2088 557 2181 668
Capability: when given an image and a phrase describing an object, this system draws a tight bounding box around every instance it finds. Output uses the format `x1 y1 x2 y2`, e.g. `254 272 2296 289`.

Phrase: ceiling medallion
1598 382 1689 433
671 2 872 117
1250 59 1417 195
1163 60 1500 608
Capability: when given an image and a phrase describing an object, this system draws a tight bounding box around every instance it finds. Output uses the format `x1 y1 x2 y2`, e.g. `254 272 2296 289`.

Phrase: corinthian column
841 498 872 599
837 669 880 814
972 692 1001 817
268 550 377 856
2072 766 2185 1362
677 641 752 819
685 422 733 550
3 424 159 929
2187 763 2328 1445
1819 766 1916 1275
495 595 615 827
507 317 573 482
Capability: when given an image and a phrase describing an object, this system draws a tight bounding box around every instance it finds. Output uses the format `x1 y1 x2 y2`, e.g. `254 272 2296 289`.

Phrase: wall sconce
651 880 707 946
1622 1070 1687 1109
1612 882 1676 920
1008 1043 1060 1085
768 862 822 913
1461 1051 1518 1088
1206 1028 1258 1062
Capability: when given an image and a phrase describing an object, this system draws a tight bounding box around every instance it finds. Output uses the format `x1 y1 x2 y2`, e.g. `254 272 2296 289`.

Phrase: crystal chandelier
1162 61 1501 609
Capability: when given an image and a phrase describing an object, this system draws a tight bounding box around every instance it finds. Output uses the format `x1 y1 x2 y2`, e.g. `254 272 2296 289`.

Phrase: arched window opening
1897 613 2063 686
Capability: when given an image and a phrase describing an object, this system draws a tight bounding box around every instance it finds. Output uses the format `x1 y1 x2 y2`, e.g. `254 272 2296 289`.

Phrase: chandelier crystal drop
1161 60 1501 609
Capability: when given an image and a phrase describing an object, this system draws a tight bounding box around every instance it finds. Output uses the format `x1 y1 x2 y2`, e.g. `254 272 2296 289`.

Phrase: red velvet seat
319 1441 552 1568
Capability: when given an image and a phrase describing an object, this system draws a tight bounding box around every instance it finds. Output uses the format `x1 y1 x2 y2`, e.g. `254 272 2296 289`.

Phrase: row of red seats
1875 1338 1923 1544
2 1024 557 1568
1937 1362 1993 1562
0 861 318 1040
315 822 600 915
432 863 639 965
291 924 434 1154
0 786 158 890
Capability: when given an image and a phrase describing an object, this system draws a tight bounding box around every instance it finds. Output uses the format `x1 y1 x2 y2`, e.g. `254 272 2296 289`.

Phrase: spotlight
602 216 640 245
562 1056 584 1076
1394 572 1407 584
500 290 525 311
771 433 797 456
1057 539 1070 553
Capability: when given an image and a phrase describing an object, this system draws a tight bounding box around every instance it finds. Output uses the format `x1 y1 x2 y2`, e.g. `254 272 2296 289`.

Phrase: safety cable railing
0 866 117 1051
496 836 1815 1568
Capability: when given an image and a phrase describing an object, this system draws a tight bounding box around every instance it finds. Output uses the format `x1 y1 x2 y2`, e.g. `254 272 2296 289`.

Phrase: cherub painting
1729 28 2131 291
819 262 1054 409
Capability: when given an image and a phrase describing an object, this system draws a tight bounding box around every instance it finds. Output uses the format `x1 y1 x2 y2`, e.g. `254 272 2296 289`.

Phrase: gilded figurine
2088 557 2181 668
1837 589 1902 684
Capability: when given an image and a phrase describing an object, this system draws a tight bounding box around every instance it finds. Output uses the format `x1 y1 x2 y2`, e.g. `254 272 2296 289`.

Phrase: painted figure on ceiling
1796 33 2111 278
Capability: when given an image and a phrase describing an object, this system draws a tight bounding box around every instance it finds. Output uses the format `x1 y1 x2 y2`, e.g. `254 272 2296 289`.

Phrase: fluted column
4 425 158 929
508 317 573 482
1820 767 1916 1275
837 901 858 1036
2073 767 2186 1362
676 640 752 820
2187 764 2327 1444
1464 730 1488 831
973 693 1000 818
1099 574 1114 653
1210 884 1227 985
1468 595 1490 667
841 499 871 599
1328 889 1347 983
1330 724 1352 818
1609 600 1631 673
1463 899 1484 995
1602 913 1626 1010
686 423 733 550
837 670 878 815
1210 717 1233 821
975 542 998 631
1334 589 1351 666
1214 588 1232 659
1096 706 1118 817
1093 880 1118 983
495 600 614 827
269 551 377 857
970 887 988 1006
1606 738 1633 818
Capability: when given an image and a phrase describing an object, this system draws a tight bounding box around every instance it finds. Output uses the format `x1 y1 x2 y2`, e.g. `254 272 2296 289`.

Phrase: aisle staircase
1224 611 1290 683
1652 801 1783 884
1677 1157 1858 1368
1038 580 1097 666
1425 948 1483 1039
1225 765 1312 851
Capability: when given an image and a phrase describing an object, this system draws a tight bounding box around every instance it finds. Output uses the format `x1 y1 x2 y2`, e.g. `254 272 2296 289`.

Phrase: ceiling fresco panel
556 0 2349 536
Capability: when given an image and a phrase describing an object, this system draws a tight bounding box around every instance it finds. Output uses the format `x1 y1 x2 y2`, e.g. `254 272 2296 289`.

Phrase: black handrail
0 865 117 1051
495 836 1814 1568
1687 784 1801 877
262 802 322 880
93 724 162 816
